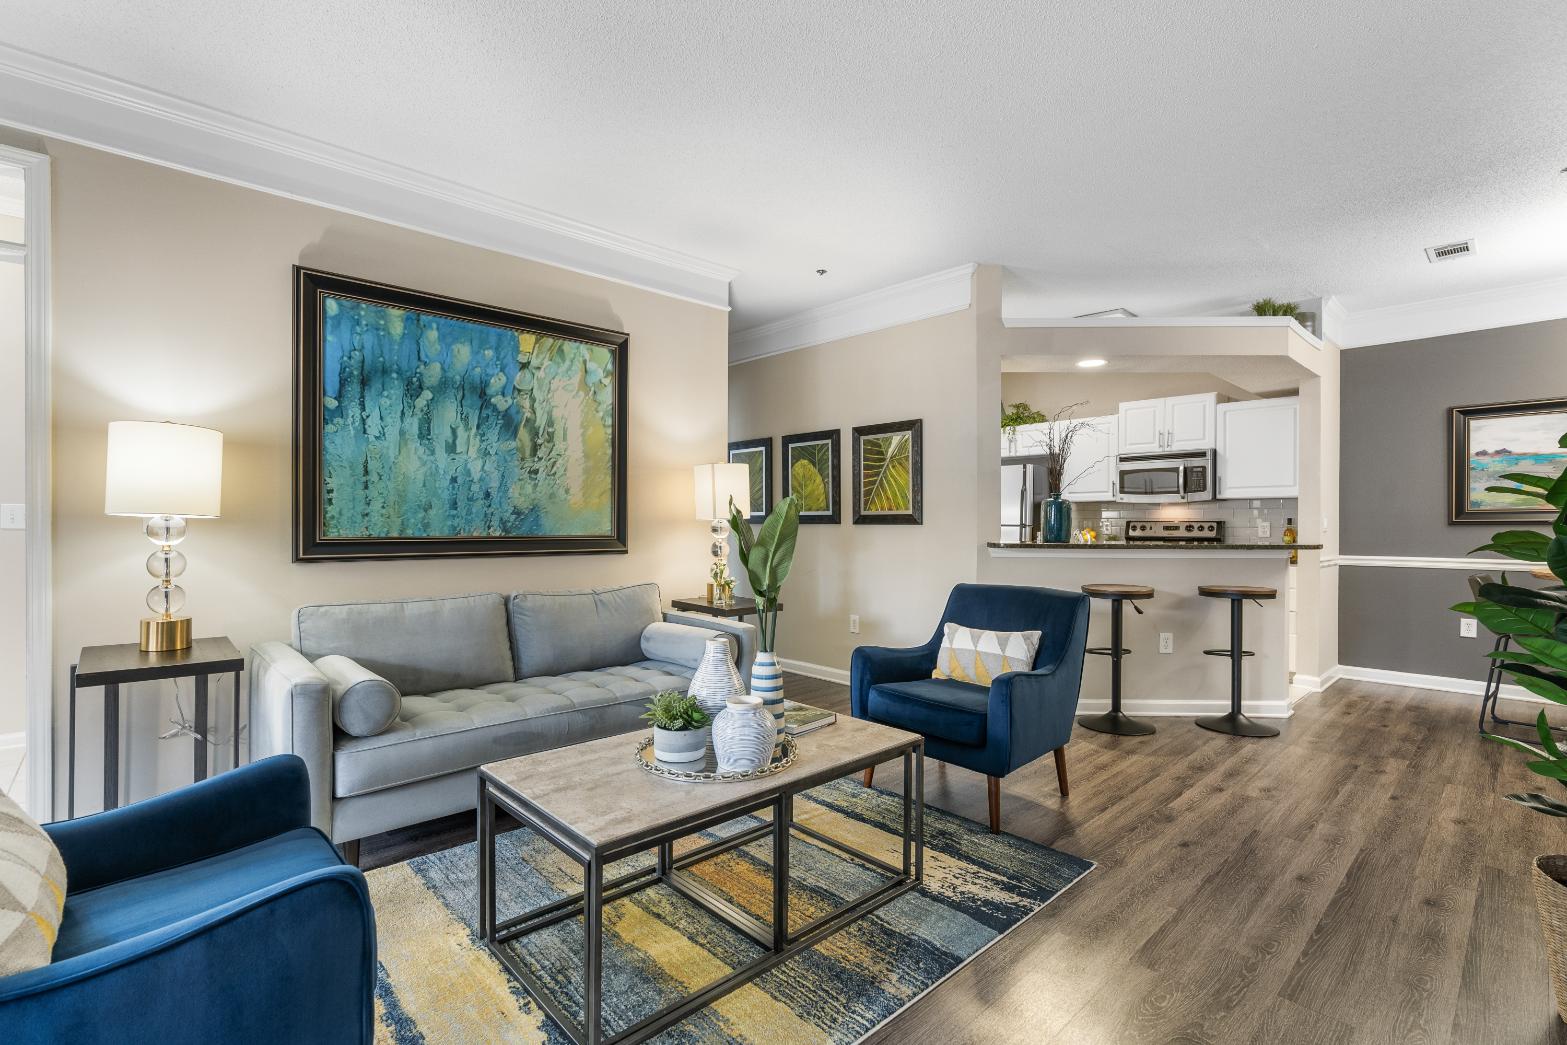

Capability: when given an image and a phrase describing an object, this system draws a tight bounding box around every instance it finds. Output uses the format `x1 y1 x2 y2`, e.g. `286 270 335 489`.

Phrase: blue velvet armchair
851 583 1090 832
0 755 377 1044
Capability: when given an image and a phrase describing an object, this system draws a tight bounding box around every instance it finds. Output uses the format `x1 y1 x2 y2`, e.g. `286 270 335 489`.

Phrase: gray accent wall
1339 318 1567 680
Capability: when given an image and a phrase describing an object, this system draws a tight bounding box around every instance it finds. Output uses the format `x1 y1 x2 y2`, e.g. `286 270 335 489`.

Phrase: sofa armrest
850 644 938 718
249 641 336 838
663 611 757 687
0 864 375 1044
44 756 311 894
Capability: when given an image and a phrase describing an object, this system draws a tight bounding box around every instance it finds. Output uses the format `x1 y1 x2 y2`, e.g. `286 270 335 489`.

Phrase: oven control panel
1125 520 1224 542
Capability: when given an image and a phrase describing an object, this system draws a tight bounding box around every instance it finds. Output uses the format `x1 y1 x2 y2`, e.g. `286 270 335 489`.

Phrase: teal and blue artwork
1450 398 1567 523
294 268 628 560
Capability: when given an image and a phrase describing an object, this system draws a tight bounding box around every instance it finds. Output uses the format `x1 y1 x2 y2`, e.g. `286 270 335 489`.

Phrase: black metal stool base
1078 710 1157 736
1195 711 1280 738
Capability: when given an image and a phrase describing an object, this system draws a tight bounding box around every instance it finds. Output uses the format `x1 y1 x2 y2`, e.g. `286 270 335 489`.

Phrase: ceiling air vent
1425 239 1474 263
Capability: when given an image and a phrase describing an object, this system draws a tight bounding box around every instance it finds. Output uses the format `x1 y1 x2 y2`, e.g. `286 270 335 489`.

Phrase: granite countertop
987 541 1324 551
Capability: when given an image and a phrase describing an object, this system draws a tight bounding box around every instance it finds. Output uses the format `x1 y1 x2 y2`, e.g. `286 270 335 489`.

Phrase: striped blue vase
750 652 786 753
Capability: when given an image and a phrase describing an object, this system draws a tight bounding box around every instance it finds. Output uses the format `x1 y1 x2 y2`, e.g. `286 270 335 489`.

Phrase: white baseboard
1076 697 1292 719
777 658 851 686
0 731 24 753
1336 664 1543 702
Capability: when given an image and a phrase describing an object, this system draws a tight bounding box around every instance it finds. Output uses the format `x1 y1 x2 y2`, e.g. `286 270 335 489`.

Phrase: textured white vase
688 636 746 717
713 694 775 773
750 651 786 753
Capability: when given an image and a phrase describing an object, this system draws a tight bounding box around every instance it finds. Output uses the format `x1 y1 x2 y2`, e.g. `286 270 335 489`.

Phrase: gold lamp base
140 615 192 653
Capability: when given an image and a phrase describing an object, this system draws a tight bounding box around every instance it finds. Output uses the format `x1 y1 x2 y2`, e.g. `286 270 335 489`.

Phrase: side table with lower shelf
68 636 245 817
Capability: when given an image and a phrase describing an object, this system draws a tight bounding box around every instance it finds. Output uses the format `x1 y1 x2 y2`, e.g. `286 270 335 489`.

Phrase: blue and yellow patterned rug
368 779 1092 1043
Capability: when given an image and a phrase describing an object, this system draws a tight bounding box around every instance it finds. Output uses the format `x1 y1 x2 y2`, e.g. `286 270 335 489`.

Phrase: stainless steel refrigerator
1000 462 1047 543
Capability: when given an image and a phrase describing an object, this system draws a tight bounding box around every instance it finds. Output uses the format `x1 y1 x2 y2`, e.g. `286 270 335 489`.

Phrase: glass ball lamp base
140 614 192 652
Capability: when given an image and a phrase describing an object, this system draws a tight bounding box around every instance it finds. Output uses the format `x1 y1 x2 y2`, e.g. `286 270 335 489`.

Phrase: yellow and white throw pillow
932 623 1041 686
0 788 67 976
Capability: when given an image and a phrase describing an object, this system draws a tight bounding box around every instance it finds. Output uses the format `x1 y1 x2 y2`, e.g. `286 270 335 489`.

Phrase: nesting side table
69 636 245 817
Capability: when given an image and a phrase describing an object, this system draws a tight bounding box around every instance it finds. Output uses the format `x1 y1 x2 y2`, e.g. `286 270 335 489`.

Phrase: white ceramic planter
652 724 710 763
750 651 786 753
713 694 775 772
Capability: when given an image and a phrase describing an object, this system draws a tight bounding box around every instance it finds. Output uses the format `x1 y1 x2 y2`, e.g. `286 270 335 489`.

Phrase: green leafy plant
1453 430 1567 816
1001 401 1049 437
728 494 801 653
1250 297 1300 318
641 690 710 731
860 432 912 513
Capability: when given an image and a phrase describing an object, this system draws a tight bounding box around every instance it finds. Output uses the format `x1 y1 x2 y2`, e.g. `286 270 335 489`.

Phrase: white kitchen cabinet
1002 421 1051 458
1216 396 1299 498
1060 415 1117 501
1117 393 1219 453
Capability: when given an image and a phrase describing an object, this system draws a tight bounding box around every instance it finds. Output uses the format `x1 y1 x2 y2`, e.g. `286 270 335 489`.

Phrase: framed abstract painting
293 267 629 560
852 418 923 525
728 437 773 523
1449 397 1567 523
782 429 840 524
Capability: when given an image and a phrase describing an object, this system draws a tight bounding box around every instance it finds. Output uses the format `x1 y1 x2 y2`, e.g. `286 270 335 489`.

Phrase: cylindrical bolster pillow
314 654 402 737
641 621 732 670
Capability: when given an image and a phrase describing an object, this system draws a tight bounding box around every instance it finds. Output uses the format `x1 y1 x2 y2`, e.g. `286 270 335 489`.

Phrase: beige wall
1000 370 1257 420
727 292 982 669
37 139 729 808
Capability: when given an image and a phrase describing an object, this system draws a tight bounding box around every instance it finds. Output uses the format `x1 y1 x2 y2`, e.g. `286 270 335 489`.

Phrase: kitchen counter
988 541 1321 556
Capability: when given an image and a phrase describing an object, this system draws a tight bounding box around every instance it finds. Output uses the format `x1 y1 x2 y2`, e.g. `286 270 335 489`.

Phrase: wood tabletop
669 596 773 618
481 716 918 854
76 635 244 686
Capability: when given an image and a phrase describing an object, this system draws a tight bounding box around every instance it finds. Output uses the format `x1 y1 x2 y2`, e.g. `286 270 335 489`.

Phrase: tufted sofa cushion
331 660 694 797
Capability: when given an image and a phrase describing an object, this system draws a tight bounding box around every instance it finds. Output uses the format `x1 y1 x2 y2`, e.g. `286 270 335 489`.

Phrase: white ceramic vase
750 651 786 753
688 635 746 717
652 724 710 763
713 694 775 773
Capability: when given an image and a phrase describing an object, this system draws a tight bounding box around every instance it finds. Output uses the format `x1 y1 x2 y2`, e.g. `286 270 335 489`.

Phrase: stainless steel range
1125 520 1225 542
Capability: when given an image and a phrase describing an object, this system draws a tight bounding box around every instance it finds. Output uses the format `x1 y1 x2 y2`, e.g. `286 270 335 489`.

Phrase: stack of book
783 700 837 736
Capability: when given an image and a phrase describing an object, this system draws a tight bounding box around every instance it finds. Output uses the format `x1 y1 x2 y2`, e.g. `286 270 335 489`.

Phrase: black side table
69 636 245 817
669 596 778 623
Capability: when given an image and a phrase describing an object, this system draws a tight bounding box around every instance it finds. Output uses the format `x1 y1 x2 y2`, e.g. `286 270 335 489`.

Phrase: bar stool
1196 584 1280 738
1078 583 1157 736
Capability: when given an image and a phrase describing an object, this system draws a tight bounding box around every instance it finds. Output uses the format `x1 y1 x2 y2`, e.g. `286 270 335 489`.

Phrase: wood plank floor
362 675 1567 1044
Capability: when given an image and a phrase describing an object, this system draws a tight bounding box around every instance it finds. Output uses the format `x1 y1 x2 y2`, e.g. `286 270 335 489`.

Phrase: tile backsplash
1073 499 1298 543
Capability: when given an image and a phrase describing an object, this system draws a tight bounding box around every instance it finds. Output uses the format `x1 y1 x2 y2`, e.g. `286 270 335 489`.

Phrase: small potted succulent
643 689 711 763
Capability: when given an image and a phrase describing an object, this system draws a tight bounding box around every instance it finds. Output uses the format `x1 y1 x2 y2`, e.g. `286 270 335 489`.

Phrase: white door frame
0 144 53 821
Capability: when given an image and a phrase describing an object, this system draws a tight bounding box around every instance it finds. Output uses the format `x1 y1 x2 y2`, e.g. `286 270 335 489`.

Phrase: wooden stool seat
1198 584 1277 600
1082 583 1155 599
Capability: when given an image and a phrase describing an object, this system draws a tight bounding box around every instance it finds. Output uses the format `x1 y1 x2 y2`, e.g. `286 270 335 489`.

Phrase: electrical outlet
1460 618 1478 638
0 504 22 530
1257 521 1271 539
1158 632 1174 654
849 614 860 634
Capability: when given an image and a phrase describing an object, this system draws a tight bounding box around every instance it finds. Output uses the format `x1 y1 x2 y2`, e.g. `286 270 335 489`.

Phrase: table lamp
693 463 751 601
104 421 223 652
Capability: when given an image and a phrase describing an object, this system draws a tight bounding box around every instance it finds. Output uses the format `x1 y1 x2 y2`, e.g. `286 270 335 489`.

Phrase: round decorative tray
634 735 797 783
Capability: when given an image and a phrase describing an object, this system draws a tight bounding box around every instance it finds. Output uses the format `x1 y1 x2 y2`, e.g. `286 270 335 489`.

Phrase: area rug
368 778 1092 1043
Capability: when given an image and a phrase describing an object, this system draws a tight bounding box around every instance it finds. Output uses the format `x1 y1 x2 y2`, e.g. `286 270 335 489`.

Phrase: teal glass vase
1044 495 1072 543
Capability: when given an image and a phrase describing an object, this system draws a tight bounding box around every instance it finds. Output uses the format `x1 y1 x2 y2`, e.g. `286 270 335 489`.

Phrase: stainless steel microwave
1115 449 1215 503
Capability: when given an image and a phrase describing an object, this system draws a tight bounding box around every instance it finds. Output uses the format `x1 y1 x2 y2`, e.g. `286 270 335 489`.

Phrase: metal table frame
478 741 924 1045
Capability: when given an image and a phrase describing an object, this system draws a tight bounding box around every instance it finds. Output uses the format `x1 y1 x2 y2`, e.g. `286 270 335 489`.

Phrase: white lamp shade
694 462 751 520
104 421 224 518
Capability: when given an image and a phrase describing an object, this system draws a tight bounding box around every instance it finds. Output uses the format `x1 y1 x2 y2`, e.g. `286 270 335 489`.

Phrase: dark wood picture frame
293 266 629 561
728 437 773 523
781 429 841 524
852 419 924 525
1448 396 1567 523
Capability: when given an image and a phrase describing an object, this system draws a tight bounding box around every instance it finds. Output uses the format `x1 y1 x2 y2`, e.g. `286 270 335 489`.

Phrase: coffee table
477 717 924 1045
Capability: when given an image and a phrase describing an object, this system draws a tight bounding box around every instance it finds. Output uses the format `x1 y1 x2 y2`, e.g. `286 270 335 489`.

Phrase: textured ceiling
4 0 1566 329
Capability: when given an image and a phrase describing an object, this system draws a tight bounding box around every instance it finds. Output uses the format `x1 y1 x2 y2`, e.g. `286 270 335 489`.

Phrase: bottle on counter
1283 517 1298 564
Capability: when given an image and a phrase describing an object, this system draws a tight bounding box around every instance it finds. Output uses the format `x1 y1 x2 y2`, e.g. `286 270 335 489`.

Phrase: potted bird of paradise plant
728 494 801 750
1454 429 1567 1018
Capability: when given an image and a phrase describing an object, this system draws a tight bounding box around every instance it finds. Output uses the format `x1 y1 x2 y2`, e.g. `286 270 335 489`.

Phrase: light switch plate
1257 521 1271 539
849 614 860 634
0 504 23 530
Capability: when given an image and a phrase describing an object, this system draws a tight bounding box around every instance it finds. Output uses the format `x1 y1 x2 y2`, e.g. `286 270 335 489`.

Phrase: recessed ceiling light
1077 358 1108 368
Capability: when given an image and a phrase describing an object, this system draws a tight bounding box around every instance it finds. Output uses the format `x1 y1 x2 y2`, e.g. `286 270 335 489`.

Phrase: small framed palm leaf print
782 429 840 524
728 437 773 523
852 419 922 525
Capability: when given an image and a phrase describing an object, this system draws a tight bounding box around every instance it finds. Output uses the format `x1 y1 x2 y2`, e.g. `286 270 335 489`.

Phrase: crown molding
999 313 1325 350
730 263 977 363
1336 273 1567 348
0 44 736 310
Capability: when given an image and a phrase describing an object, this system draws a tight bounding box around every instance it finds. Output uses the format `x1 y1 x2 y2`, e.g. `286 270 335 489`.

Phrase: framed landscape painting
728 437 773 523
852 419 923 525
293 267 629 560
1449 397 1567 523
782 429 840 524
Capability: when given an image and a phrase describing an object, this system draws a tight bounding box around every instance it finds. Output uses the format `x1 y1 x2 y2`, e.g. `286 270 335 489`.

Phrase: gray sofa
248 583 754 853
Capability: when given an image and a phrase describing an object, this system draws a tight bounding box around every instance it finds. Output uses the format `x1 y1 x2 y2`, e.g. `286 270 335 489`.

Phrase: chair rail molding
730 264 977 364
0 43 737 310
1335 554 1521 570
